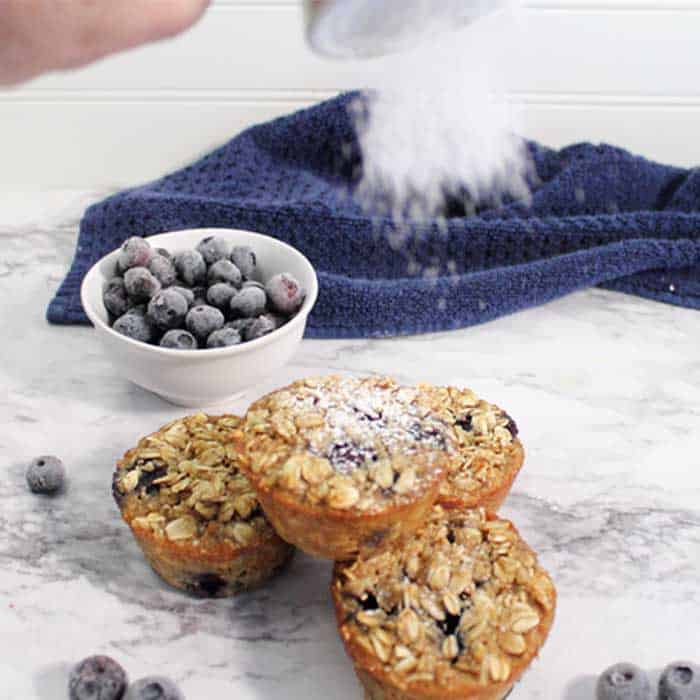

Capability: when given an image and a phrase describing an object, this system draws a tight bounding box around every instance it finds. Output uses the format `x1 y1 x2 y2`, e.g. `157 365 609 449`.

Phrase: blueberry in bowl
81 228 318 407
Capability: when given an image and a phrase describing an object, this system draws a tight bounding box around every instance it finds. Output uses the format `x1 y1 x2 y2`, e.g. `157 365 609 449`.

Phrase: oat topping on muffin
418 385 521 506
238 375 455 513
332 506 556 692
113 413 274 548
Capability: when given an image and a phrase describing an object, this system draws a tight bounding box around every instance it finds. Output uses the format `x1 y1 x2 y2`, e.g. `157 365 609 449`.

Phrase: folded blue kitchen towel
48 92 700 338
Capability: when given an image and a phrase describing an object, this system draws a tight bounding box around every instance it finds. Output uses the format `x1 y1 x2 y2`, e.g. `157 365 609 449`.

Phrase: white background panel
2 0 700 187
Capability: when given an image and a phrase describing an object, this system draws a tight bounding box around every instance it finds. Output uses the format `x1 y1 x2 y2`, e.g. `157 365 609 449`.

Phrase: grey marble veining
2 190 700 699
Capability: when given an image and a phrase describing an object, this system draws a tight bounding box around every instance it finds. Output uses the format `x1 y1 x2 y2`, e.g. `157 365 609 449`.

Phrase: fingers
0 0 211 86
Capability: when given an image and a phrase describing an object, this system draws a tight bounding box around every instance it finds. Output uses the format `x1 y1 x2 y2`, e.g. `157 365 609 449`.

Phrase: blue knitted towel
48 92 700 338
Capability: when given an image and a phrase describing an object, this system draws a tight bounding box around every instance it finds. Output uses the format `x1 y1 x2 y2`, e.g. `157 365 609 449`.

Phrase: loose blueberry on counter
69 655 128 700
245 314 277 341
26 455 65 494
596 662 651 700
118 237 153 272
148 254 177 287
103 277 129 317
125 676 184 700
265 272 305 315
147 289 188 330
206 282 238 311
207 259 242 288
185 305 225 340
206 327 242 348
123 267 161 302
173 249 207 287
659 661 700 699
196 235 232 265
170 286 195 308
159 329 198 350
230 286 266 319
113 309 155 343
231 245 257 280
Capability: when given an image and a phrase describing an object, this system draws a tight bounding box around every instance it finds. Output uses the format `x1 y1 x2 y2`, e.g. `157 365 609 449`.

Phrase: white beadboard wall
2 0 700 188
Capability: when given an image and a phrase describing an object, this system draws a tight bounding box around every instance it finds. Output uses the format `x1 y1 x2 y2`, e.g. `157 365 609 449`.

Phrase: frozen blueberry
196 235 232 265
113 310 155 343
208 259 242 288
170 286 195 308
245 314 277 341
160 329 197 350
596 662 651 700
225 318 255 337
206 327 242 348
186 305 225 340
265 273 305 315
69 655 128 700
118 237 153 272
26 455 65 494
266 312 288 330
147 289 188 330
148 254 177 287
123 267 161 302
659 661 700 700
231 245 257 280
125 676 184 700
124 304 147 317
102 277 129 318
173 249 207 287
155 247 171 260
230 286 266 319
206 283 237 311
189 286 206 306
242 279 265 291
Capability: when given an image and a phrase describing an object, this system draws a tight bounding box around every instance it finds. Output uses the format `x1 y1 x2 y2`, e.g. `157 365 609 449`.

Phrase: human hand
0 0 210 86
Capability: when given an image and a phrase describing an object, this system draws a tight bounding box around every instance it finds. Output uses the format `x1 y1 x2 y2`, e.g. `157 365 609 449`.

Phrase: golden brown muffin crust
332 506 556 699
237 375 455 515
112 413 294 596
416 385 523 509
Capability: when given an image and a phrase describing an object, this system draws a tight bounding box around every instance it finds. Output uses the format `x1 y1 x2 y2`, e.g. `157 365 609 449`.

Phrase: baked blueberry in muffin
416 384 524 512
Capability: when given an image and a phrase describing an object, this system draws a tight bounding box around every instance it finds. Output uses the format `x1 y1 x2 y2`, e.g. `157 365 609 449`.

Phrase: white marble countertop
2 190 700 699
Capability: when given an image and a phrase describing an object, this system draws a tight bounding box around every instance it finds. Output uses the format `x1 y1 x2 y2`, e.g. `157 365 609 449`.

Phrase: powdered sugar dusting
295 377 449 474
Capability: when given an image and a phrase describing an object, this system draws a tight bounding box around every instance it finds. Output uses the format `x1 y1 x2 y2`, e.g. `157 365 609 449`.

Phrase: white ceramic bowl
81 228 318 407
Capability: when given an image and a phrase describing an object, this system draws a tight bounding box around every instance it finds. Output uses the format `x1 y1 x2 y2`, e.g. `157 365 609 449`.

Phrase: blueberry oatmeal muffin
235 376 455 560
418 385 523 512
112 413 294 597
332 506 556 700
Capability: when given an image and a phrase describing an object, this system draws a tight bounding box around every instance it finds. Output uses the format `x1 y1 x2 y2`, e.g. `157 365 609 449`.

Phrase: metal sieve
304 0 507 59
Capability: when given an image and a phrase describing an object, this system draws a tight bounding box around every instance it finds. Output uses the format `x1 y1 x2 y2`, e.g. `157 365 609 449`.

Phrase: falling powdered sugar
349 2 531 235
